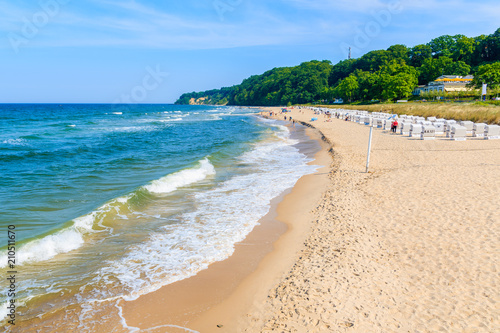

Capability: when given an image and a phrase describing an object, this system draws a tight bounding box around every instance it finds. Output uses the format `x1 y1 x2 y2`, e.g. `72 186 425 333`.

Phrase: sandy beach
239 107 499 332
121 106 499 332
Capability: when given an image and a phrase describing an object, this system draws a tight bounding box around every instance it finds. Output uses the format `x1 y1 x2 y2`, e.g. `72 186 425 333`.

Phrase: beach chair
362 116 372 126
484 125 500 140
410 124 423 138
421 125 436 140
400 122 411 136
473 123 486 138
384 119 393 131
434 122 445 135
450 126 467 141
445 120 457 137
459 121 474 135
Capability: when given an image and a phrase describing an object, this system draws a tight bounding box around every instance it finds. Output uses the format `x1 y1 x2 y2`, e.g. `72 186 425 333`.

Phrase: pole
366 126 373 173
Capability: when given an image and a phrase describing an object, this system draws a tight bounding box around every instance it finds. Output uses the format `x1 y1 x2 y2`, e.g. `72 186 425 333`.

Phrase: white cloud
284 0 387 12
0 0 350 50
1 0 498 52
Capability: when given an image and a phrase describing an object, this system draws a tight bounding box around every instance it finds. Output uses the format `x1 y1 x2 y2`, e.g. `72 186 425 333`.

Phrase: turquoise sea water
0 104 318 329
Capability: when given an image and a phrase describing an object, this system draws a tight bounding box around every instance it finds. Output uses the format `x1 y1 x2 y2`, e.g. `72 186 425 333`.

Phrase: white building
413 75 474 95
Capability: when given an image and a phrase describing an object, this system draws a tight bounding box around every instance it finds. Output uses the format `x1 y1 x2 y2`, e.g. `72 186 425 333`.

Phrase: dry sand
122 107 499 333
238 107 499 332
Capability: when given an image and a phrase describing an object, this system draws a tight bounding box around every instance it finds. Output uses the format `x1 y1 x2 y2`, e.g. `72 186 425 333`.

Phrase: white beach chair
451 125 467 141
410 124 423 138
473 123 486 138
434 122 445 135
459 121 474 135
484 125 500 140
421 125 436 140
400 122 411 136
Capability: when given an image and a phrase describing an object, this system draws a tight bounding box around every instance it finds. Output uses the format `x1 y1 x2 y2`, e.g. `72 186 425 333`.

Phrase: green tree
428 35 455 58
409 44 432 67
337 75 359 102
451 35 476 63
483 28 500 62
472 34 489 66
469 62 500 89
355 70 380 101
328 59 357 86
419 56 453 84
378 60 418 100
445 61 471 76
387 44 410 63
357 50 391 71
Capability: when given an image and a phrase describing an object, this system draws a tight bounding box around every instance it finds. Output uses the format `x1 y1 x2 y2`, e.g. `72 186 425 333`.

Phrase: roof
435 78 472 82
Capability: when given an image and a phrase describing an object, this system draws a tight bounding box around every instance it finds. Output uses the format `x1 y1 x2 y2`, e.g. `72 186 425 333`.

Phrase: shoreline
121 121 332 332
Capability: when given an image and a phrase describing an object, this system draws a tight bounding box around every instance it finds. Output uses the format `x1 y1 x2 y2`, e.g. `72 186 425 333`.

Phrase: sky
0 0 499 103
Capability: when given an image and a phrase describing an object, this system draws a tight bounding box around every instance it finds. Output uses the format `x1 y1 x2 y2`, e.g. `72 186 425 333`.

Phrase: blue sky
1 0 499 103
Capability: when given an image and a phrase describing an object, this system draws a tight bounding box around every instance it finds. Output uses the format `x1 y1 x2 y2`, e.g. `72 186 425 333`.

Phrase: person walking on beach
391 119 399 133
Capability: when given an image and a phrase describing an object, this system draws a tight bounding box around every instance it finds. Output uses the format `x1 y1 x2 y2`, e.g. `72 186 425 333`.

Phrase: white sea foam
112 112 123 115
16 229 85 265
160 118 183 122
103 126 157 133
99 125 318 299
144 158 215 194
2 138 27 146
0 302 9 324
0 195 131 268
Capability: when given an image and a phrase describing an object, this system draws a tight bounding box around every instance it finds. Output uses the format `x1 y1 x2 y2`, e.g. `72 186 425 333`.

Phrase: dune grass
318 102 500 125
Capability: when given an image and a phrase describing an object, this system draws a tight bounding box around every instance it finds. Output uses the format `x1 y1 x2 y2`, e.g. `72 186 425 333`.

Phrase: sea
0 104 320 331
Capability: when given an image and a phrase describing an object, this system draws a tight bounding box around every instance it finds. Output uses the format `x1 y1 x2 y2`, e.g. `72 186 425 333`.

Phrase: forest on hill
175 28 500 106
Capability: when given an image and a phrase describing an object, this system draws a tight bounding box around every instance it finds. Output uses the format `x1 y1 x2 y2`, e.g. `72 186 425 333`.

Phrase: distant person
284 115 287 120
391 119 399 133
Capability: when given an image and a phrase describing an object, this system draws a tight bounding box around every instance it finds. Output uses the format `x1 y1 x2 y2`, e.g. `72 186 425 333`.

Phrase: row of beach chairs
309 108 500 141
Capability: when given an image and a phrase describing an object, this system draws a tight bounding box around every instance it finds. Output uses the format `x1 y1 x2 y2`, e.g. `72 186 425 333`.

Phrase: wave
102 126 158 133
159 118 183 122
100 126 318 300
1 138 28 146
0 195 131 268
0 159 216 267
144 158 215 194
